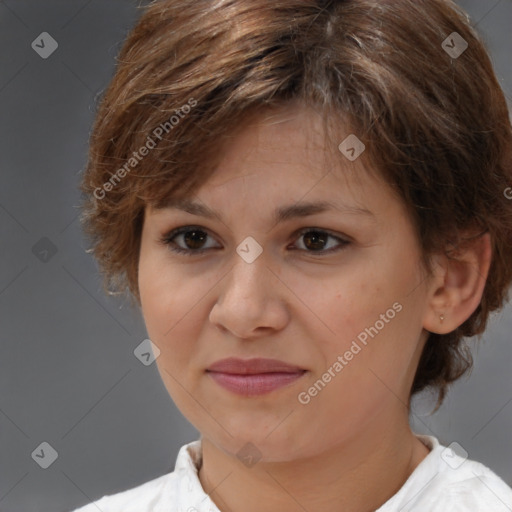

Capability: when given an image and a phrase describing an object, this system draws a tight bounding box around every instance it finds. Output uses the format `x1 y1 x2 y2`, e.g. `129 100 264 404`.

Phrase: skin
138 103 491 512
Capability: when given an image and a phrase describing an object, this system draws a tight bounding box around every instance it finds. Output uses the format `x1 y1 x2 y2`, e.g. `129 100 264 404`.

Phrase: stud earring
439 314 445 323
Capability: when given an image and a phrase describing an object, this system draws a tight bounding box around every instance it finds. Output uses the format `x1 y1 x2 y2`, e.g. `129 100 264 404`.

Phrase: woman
73 0 512 510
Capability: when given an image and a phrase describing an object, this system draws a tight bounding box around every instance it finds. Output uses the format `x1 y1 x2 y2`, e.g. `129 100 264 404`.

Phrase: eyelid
293 226 351 242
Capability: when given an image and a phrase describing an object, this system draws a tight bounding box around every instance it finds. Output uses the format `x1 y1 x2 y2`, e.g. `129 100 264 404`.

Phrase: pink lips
206 357 306 396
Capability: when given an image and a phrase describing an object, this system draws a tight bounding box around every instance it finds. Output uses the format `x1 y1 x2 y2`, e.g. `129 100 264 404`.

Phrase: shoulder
424 459 512 511
412 436 512 511
378 435 512 512
69 439 206 512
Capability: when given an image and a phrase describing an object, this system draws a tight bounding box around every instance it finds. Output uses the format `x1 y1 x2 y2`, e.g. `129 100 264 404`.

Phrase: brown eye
302 230 328 251
161 226 219 255
181 229 208 250
292 228 350 254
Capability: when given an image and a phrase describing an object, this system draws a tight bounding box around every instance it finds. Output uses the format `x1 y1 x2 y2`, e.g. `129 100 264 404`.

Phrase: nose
209 251 290 340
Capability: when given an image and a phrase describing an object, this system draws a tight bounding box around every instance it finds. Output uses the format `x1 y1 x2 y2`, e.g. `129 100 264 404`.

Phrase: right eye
160 226 221 256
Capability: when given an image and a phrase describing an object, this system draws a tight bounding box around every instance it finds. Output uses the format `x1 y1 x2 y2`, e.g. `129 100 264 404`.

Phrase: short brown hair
81 0 512 405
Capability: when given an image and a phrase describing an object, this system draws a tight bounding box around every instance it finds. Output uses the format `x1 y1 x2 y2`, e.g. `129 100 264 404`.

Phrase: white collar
171 434 441 511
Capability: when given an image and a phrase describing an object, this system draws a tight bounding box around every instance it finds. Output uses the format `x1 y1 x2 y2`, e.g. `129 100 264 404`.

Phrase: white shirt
71 435 512 511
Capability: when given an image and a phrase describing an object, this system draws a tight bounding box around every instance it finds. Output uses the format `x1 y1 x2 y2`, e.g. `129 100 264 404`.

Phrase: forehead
204 104 389 207
148 102 401 223
214 104 337 173
149 107 404 228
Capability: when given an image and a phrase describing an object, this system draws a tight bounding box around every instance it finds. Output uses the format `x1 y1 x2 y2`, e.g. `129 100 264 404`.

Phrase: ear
423 232 492 334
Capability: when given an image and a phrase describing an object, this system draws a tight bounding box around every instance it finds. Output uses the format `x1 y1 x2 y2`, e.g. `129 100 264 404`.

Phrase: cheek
139 247 196 332
281 262 386 352
140 275 195 346
138 261 198 401
293 251 421 372
138 254 220 367
138 251 188 354
138 255 222 429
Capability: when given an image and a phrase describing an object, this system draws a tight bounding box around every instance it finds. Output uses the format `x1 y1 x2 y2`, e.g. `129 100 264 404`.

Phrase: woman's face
138 104 432 461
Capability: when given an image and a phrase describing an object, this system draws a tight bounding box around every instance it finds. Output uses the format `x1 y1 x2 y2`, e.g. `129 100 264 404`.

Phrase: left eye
292 228 349 253
160 226 349 255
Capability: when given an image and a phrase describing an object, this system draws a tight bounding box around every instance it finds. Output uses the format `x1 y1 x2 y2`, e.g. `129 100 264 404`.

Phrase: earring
439 314 445 323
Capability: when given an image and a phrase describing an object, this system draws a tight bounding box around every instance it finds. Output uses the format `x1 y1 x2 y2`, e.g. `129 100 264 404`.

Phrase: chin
208 421 311 463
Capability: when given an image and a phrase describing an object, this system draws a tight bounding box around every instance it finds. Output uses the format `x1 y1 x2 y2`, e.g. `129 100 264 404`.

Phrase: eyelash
159 225 350 256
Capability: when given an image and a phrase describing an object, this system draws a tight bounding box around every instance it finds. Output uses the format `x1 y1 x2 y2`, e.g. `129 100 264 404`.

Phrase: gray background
0 1 510 511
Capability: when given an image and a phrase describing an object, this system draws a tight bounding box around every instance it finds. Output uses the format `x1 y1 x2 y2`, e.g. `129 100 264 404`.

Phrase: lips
207 357 305 374
206 357 306 396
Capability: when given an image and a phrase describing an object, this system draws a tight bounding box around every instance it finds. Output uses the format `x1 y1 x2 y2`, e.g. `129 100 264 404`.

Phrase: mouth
206 357 307 396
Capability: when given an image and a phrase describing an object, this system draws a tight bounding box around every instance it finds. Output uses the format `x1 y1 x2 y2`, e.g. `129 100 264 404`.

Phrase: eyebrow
156 198 375 224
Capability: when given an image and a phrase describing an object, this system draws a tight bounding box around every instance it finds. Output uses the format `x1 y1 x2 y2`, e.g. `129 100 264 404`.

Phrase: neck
198 409 430 512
